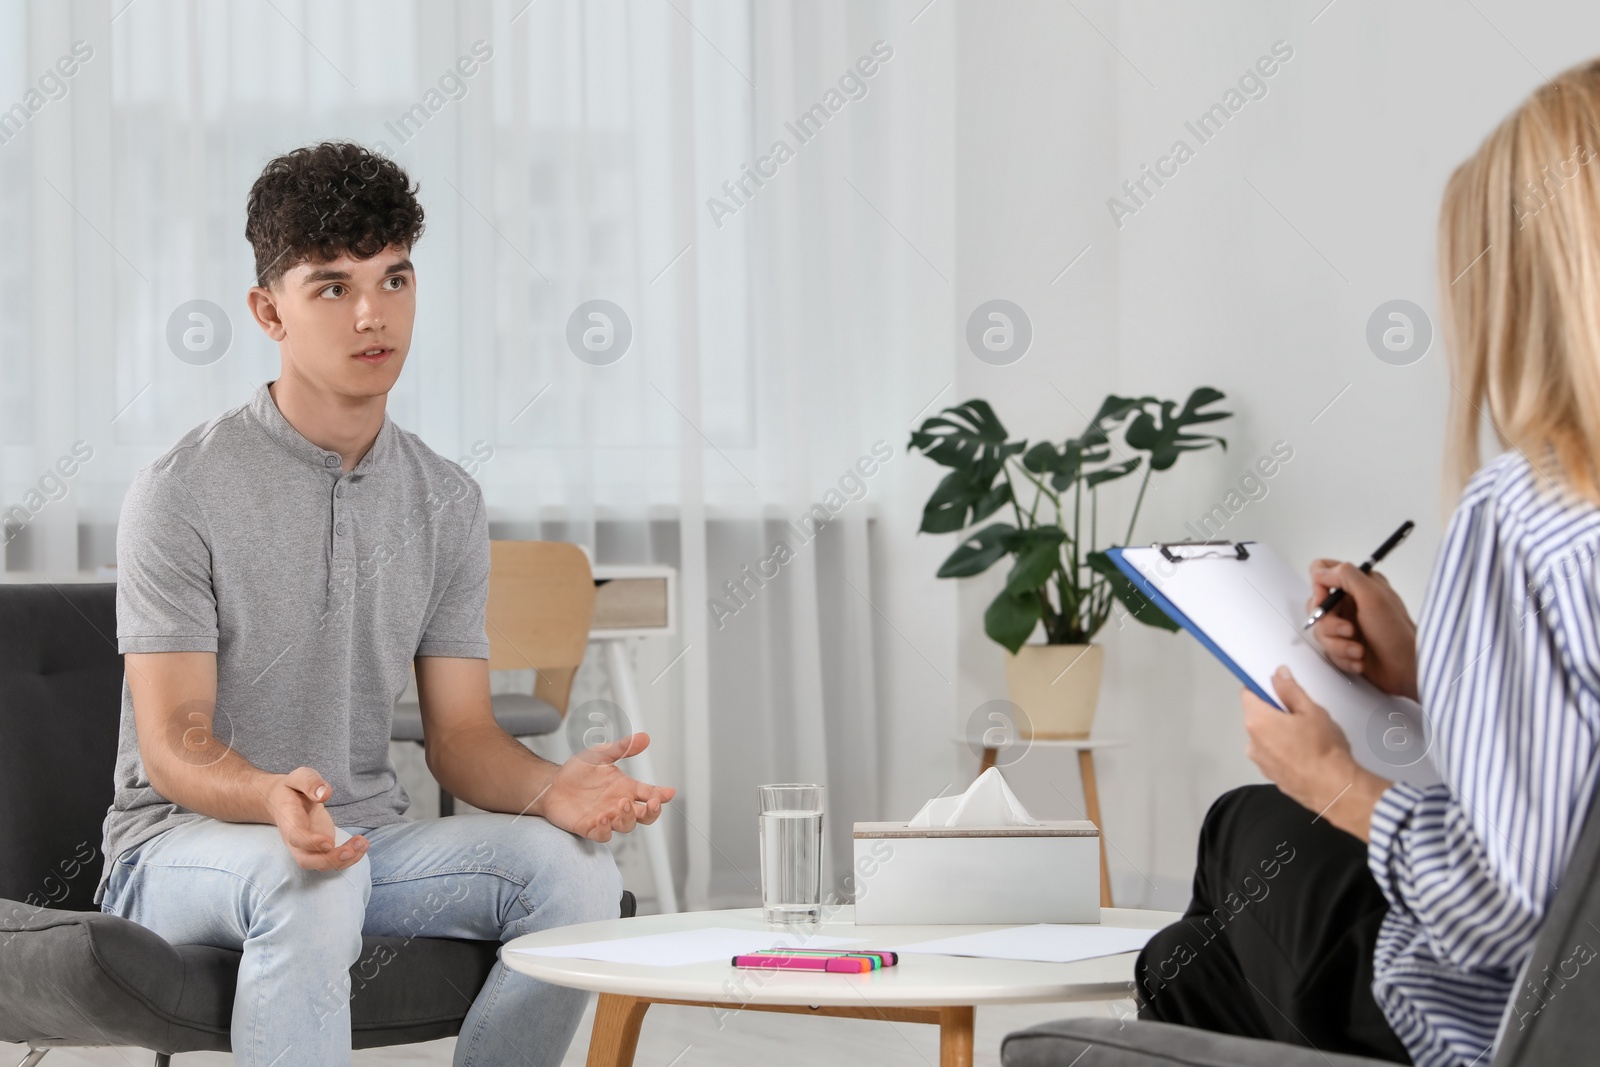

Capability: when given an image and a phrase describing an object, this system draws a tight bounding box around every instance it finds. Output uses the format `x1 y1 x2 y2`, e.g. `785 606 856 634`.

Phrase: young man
93 141 675 1067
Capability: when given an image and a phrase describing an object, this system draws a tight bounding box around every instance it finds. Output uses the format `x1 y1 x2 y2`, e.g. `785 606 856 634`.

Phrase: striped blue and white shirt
1368 449 1600 1067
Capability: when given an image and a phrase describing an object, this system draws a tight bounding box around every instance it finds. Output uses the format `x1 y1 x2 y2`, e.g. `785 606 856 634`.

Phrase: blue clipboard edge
1105 545 1283 709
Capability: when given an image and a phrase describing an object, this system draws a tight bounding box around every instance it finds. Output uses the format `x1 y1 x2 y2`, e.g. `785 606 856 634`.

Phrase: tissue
908 767 1042 827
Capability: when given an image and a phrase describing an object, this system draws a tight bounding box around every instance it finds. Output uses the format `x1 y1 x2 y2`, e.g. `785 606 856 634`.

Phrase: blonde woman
1134 59 1600 1067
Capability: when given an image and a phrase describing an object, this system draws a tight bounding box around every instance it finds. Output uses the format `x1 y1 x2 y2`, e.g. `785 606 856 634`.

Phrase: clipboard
1107 539 1440 786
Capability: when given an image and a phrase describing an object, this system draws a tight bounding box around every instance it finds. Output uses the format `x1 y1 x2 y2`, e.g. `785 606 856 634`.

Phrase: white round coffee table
502 903 1178 1067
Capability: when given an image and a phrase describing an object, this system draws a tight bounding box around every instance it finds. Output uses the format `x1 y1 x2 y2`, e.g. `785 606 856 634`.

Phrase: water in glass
758 785 823 925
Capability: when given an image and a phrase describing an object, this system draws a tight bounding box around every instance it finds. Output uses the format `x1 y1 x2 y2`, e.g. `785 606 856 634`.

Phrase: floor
2 996 1124 1065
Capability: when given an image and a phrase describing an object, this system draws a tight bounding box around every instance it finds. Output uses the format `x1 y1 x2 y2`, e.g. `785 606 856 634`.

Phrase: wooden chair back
486 540 596 715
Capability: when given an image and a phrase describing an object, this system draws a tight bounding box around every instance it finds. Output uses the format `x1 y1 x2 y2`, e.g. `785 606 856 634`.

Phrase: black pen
1302 520 1415 630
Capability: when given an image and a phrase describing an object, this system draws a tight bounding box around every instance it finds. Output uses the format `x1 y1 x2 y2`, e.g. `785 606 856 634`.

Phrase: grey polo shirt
94 381 490 906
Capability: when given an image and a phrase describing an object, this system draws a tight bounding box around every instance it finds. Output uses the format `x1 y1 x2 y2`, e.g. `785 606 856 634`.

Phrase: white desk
503 904 1178 1067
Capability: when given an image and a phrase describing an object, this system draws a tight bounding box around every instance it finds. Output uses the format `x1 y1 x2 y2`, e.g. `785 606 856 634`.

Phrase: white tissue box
851 820 1101 925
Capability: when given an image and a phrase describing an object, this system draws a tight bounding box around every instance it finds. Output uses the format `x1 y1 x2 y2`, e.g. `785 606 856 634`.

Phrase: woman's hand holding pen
1243 554 1418 841
1307 558 1420 701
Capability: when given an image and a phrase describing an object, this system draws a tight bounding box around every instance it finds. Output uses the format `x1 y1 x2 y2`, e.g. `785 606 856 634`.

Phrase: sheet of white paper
885 924 1156 964
505 927 865 967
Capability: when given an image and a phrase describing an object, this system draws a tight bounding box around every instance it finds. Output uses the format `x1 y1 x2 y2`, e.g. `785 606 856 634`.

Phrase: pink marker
731 954 872 973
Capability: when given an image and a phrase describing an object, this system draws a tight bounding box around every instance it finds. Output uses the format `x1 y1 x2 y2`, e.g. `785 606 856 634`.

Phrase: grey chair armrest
0 900 228 1051
1001 1019 1396 1067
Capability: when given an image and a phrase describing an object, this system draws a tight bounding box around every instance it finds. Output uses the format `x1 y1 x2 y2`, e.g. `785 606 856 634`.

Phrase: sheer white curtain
0 0 956 910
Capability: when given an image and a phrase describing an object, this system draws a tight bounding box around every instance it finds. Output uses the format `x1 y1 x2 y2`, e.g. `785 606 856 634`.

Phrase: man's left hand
534 732 676 842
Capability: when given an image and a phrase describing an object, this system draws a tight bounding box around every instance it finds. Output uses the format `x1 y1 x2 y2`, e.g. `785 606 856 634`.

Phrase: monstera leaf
985 588 1043 653
1005 527 1068 595
1083 394 1151 440
936 523 1020 578
908 399 1012 469
909 401 1024 533
1027 395 1153 490
1021 438 1098 491
1084 456 1141 488
1123 387 1230 471
920 469 1013 534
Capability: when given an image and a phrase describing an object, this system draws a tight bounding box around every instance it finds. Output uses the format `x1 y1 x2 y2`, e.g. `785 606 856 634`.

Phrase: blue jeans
99 811 623 1067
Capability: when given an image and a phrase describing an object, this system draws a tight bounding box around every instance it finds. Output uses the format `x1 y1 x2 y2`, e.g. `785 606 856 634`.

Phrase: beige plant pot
1002 643 1105 739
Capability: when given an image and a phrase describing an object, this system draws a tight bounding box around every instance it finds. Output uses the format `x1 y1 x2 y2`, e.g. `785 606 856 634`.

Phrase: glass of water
758 784 824 925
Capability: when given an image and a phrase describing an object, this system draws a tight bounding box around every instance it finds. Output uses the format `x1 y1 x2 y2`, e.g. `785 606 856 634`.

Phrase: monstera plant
909 389 1231 737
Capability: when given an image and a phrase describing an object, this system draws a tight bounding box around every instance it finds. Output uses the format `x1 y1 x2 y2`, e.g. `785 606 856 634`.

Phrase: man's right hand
1307 559 1420 701
266 767 369 870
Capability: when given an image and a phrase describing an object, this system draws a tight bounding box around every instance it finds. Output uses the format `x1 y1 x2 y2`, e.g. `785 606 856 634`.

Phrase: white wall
934 0 1600 908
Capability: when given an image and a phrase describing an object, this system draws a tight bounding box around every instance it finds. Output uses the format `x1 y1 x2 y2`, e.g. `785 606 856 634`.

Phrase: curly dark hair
245 141 425 289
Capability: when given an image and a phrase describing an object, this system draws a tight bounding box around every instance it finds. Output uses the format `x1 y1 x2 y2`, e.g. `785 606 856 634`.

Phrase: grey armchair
0 582 633 1065
1001 766 1600 1066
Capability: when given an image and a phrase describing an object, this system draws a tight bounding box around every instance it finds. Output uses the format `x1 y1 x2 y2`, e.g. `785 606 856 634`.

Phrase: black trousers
1135 784 1412 1064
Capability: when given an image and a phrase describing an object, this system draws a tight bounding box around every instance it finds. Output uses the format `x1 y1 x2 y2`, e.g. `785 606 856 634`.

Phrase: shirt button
335 485 345 497
324 455 339 468
336 522 348 536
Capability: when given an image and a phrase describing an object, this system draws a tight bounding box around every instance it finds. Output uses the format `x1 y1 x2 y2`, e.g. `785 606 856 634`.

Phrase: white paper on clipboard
1117 541 1440 787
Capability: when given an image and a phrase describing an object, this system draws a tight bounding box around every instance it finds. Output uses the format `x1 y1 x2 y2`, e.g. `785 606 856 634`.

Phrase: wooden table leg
586 993 651 1067
608 998 971 1063
1078 749 1113 908
979 746 997 775
938 1005 974 1067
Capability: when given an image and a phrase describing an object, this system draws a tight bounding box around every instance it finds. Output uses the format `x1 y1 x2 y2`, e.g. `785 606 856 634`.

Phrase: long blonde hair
1440 58 1600 504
